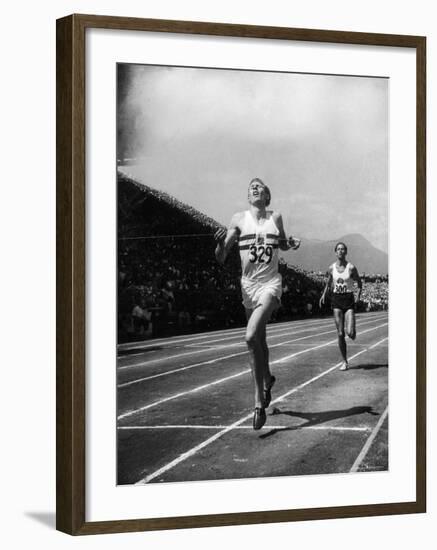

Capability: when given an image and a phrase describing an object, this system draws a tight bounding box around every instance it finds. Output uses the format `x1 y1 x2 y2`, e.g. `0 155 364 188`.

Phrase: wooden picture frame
56 14 426 535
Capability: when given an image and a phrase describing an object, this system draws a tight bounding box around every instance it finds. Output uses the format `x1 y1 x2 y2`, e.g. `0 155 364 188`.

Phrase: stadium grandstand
117 172 332 343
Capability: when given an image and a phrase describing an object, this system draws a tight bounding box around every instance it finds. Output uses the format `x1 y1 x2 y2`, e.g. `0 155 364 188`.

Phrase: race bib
334 277 348 294
249 244 273 264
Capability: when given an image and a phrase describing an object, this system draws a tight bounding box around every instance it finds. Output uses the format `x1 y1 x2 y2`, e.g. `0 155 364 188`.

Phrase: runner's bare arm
214 212 242 264
272 212 301 251
319 267 333 307
350 264 362 302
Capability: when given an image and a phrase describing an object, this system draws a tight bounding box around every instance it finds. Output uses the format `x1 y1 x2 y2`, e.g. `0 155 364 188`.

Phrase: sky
117 64 388 252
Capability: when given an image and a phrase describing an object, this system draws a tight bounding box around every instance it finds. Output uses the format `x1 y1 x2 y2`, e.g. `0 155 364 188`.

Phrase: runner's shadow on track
349 363 388 370
259 406 379 440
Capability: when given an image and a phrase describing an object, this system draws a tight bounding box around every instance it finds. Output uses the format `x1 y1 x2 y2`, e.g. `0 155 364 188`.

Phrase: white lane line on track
368 338 389 350
349 405 389 473
118 326 342 382
117 323 337 372
118 313 388 361
118 425 371 432
183 321 335 348
117 321 350 371
134 336 388 484
118 323 387 417
117 318 332 356
118 312 385 353
270 337 388 407
117 318 387 388
189 342 387 350
118 328 246 356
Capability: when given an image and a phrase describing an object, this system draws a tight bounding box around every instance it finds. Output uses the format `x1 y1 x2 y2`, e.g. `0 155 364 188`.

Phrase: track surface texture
117 312 388 485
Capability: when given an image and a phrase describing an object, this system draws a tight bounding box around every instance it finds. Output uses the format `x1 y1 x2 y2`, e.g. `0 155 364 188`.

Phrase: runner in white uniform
214 178 301 429
319 242 362 371
239 209 282 309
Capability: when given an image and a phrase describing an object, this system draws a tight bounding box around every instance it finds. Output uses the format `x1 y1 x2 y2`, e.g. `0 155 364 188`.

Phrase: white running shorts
241 274 282 310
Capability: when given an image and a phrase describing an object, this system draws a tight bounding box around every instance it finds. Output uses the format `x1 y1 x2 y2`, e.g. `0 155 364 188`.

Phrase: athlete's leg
333 308 348 368
345 308 356 340
259 320 275 389
245 294 277 410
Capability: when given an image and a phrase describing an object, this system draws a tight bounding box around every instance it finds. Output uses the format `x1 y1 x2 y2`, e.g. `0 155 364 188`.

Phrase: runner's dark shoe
253 407 266 430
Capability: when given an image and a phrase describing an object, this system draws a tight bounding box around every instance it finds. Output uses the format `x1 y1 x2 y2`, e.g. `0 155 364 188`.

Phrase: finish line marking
119 425 371 432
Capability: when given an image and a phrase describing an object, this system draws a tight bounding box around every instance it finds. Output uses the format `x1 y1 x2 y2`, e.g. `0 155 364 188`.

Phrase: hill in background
281 233 388 275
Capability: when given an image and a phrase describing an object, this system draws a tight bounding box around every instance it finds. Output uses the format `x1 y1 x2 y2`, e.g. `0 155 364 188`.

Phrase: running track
117 311 388 484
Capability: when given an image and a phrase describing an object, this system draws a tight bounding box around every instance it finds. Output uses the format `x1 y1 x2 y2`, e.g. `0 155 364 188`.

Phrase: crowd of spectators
118 235 246 340
117 173 388 342
277 263 323 320
359 275 389 311
117 174 326 342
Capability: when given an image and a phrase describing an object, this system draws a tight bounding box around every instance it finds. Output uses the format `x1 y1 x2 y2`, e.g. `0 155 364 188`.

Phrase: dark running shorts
331 292 355 312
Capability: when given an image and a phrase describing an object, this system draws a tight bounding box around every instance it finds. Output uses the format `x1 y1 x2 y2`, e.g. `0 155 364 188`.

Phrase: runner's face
248 182 267 205
336 244 347 259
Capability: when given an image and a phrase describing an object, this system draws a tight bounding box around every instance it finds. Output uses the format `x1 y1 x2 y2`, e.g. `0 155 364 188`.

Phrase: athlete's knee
337 329 345 338
347 329 356 340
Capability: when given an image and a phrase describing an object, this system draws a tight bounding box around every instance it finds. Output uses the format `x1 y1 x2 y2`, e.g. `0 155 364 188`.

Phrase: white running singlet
331 262 355 294
239 210 280 283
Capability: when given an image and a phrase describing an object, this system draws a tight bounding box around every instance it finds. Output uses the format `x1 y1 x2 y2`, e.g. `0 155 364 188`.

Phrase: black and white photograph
116 62 389 485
